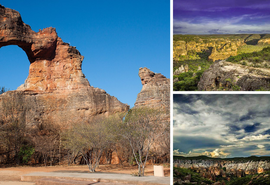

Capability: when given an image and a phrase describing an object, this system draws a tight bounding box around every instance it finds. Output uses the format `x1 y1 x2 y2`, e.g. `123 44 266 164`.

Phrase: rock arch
0 5 129 126
0 45 29 88
0 4 88 92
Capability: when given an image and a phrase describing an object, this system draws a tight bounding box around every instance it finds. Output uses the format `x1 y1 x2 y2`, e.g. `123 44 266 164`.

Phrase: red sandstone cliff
0 5 129 127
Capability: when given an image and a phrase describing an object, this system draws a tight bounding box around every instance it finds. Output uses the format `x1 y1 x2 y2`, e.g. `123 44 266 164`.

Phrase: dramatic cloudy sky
174 0 270 34
174 94 270 158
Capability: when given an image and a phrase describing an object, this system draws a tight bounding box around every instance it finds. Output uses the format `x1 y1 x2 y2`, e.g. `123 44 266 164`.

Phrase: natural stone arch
0 45 29 89
0 5 129 127
0 4 89 92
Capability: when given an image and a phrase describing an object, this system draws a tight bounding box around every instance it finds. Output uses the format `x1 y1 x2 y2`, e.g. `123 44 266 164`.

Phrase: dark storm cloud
173 94 200 104
173 0 270 34
244 123 261 133
229 125 241 132
264 144 270 151
208 29 223 34
239 113 253 122
173 135 227 153
263 129 270 135
243 145 262 151
173 94 201 115
180 108 199 115
174 94 270 158
174 0 270 12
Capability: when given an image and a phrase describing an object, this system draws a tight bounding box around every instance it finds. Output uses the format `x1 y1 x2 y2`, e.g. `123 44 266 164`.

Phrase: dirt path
0 181 35 185
0 164 170 184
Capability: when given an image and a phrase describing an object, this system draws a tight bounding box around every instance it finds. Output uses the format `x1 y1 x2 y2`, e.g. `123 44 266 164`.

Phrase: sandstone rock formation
174 158 270 177
134 67 170 108
197 60 270 91
134 67 170 162
0 5 129 127
258 38 270 45
173 36 245 62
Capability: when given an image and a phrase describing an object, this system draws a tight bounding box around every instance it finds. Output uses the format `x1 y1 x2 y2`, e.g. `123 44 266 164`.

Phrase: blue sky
174 94 270 158
0 0 170 107
174 0 270 34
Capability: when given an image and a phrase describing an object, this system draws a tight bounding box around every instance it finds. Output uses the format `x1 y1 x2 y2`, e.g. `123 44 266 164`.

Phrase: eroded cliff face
134 67 170 160
134 67 170 108
0 5 129 127
174 159 270 180
173 36 245 62
197 60 270 91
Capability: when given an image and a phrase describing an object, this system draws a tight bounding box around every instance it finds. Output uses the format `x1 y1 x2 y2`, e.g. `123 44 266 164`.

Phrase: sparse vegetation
237 45 270 54
18 145 35 164
62 114 123 172
0 87 8 94
173 34 270 91
118 107 169 176
0 99 169 175
227 46 270 66
173 58 212 91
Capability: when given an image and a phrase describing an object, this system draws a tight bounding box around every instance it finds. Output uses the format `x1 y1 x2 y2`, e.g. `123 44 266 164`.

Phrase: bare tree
118 107 169 176
30 121 60 166
62 114 124 172
0 91 28 164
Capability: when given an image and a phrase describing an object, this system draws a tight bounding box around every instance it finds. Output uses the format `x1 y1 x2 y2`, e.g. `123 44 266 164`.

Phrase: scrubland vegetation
0 91 169 176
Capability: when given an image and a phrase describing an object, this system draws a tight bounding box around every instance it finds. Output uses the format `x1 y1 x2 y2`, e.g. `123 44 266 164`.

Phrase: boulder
198 60 270 91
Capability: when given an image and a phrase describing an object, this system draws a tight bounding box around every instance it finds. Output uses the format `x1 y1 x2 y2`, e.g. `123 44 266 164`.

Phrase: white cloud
257 144 265 149
241 134 270 141
175 148 230 158
210 149 230 158
173 16 270 34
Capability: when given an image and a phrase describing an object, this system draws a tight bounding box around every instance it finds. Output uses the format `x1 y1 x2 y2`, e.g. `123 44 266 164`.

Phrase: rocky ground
197 60 270 91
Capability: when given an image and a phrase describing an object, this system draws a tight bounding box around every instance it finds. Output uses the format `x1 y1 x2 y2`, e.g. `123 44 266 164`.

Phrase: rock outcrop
134 67 170 161
173 36 245 62
174 160 270 176
134 67 170 108
197 60 270 91
0 5 129 127
174 158 270 178
258 38 270 45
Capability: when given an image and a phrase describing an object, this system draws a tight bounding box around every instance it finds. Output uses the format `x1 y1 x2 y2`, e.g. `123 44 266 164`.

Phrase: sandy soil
0 164 170 183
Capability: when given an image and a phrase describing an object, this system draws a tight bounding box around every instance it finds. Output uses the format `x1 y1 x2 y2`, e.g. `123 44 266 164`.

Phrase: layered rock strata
134 67 170 109
197 60 270 91
0 5 129 127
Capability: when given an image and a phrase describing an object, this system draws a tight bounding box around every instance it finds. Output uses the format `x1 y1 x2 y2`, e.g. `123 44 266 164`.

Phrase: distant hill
174 155 270 161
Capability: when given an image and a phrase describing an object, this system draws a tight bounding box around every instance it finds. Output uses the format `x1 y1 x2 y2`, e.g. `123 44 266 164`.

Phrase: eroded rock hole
0 45 29 90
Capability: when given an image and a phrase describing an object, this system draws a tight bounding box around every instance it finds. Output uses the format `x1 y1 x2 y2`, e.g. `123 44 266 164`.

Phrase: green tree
18 145 35 164
0 87 7 95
